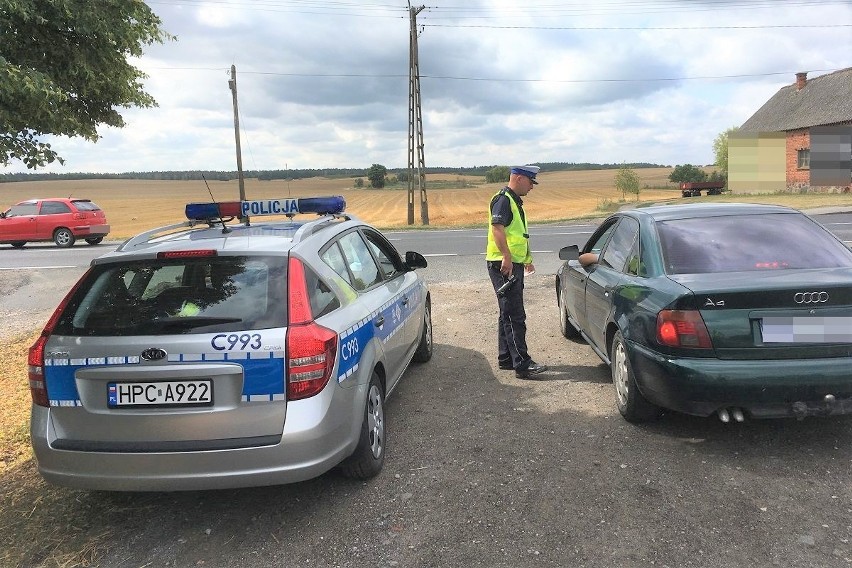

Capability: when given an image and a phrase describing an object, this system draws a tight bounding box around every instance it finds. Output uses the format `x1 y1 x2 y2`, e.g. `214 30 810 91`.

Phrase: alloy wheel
366 384 385 459
613 340 630 407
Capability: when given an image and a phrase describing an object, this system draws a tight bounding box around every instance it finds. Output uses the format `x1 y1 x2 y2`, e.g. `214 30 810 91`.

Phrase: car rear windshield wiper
147 316 244 331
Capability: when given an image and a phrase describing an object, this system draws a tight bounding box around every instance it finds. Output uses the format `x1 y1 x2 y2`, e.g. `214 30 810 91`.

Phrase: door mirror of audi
558 245 580 261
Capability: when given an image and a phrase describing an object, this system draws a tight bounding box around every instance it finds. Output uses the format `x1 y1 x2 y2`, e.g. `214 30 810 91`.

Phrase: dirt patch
3 268 852 567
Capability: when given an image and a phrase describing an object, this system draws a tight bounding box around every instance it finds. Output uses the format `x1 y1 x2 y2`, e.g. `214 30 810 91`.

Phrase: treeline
0 162 668 183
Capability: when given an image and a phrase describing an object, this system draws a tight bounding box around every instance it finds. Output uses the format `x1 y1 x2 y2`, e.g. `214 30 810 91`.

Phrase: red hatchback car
0 198 110 248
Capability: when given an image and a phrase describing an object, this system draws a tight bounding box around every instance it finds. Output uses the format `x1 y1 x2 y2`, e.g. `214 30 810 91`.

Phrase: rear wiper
149 316 244 331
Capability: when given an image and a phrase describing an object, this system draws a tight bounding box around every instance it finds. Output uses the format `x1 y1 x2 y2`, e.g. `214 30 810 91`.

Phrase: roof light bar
185 196 346 222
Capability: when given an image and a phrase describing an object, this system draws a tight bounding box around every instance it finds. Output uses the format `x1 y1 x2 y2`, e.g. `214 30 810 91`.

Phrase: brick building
730 68 852 193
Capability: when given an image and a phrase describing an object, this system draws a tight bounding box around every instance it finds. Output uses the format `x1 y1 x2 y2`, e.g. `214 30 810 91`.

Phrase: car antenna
201 174 231 234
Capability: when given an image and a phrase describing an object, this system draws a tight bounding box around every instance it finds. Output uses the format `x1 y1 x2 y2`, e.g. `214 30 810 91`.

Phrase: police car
29 196 432 491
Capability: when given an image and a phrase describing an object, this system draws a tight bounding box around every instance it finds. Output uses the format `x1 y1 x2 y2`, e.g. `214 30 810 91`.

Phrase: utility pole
228 65 247 203
407 3 428 225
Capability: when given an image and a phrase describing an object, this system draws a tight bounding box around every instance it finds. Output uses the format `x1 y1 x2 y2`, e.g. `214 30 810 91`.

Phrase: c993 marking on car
212 333 262 351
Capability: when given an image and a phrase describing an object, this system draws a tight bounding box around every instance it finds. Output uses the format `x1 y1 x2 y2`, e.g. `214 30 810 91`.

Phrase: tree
669 164 707 184
0 0 172 169
367 164 387 188
354 177 364 188
615 165 641 201
713 126 738 178
485 166 510 183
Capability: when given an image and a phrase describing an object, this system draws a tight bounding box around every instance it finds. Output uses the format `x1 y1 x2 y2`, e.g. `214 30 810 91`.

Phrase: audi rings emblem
793 291 829 304
141 348 168 361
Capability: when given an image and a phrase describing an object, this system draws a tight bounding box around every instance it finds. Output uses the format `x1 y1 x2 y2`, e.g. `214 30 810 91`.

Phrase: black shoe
515 362 548 379
498 362 514 370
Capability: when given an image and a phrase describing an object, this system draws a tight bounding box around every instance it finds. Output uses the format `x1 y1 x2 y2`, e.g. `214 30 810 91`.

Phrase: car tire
412 298 432 363
85 237 104 245
10 241 26 248
339 372 385 479
611 330 660 423
558 286 581 339
53 228 75 248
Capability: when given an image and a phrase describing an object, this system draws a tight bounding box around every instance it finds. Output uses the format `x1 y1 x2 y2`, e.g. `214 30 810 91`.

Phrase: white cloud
5 0 851 173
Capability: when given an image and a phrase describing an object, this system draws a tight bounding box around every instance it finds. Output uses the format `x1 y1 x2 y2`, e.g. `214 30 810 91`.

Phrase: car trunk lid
668 268 852 359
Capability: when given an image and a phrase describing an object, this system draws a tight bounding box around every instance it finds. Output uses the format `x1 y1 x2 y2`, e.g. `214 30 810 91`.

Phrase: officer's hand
500 258 512 276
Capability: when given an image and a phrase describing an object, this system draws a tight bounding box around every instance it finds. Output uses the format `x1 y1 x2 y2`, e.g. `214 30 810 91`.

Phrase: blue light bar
185 196 346 221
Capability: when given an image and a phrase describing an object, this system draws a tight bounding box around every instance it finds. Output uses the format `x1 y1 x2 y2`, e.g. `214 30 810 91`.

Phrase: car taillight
656 310 713 348
27 269 90 407
287 323 338 400
286 256 338 400
28 335 49 407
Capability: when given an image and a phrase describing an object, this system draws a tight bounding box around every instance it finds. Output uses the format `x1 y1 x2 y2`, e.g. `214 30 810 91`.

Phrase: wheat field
2 168 850 239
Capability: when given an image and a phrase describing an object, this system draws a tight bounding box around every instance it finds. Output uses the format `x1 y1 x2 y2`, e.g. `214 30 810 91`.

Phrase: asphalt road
4 211 851 288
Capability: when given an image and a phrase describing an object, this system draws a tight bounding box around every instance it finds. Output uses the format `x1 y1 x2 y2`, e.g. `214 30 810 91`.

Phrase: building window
797 148 810 169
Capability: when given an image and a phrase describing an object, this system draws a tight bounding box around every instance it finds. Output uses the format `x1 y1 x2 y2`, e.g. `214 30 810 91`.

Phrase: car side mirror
405 251 428 270
558 245 579 261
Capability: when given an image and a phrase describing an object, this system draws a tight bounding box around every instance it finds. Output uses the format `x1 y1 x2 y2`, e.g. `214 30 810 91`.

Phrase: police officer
486 165 548 379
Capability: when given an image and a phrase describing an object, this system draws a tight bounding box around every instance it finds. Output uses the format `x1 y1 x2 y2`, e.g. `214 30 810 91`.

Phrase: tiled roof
739 67 852 132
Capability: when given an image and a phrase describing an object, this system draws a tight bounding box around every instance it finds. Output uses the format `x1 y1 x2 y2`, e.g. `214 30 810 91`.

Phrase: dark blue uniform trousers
488 261 531 371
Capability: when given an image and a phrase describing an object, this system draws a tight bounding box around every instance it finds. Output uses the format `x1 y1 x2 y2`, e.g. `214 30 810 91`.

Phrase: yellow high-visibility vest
486 189 531 263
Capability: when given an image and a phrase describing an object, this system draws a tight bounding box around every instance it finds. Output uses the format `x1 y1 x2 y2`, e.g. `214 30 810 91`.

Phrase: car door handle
374 316 384 327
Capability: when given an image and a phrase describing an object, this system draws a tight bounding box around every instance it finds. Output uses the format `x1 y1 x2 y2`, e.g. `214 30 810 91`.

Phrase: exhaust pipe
718 407 745 423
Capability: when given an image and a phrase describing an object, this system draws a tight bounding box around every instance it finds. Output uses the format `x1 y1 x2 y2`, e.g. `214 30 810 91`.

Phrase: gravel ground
2 273 852 567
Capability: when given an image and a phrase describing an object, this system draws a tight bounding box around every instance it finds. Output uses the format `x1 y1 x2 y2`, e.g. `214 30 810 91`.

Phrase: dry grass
0 332 36 473
0 168 688 238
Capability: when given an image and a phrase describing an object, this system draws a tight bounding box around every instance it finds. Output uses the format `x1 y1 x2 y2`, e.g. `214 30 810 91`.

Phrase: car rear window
657 213 852 275
72 200 102 211
53 256 287 336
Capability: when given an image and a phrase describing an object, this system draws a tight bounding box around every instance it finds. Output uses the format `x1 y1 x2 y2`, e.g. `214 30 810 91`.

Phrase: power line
422 23 852 30
420 0 852 17
143 66 845 84
145 0 407 17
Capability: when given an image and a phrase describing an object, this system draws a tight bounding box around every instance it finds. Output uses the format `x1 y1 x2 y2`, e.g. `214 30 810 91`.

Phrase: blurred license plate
108 380 213 407
762 317 852 343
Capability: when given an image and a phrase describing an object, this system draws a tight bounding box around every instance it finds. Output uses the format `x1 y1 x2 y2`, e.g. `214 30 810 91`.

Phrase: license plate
108 380 213 407
762 317 852 343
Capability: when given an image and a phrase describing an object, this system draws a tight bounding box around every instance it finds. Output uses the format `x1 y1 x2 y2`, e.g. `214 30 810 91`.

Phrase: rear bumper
628 340 852 419
30 382 367 491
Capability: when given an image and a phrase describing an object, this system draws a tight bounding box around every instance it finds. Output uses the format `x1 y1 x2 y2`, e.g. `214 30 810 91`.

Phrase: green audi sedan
556 203 852 423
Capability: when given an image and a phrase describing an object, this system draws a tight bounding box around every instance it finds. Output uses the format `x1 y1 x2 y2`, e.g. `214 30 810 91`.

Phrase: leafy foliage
0 0 172 169
485 166 510 183
713 126 738 177
367 164 387 188
668 164 707 184
708 170 726 184
354 177 364 188
615 165 641 200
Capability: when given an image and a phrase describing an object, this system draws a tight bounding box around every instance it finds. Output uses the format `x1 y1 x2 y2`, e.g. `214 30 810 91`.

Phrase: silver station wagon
29 196 432 491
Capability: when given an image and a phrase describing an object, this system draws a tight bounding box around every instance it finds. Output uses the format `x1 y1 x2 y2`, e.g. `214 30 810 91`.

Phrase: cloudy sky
10 0 852 174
